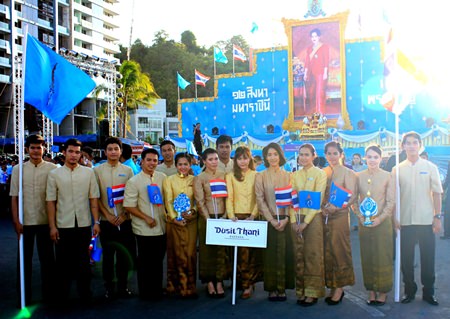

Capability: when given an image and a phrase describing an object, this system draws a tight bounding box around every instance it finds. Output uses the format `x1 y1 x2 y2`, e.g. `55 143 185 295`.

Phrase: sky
114 0 449 90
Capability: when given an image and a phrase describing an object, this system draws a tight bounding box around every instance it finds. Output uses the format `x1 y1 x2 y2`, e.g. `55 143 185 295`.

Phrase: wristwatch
433 214 442 220
95 220 101 225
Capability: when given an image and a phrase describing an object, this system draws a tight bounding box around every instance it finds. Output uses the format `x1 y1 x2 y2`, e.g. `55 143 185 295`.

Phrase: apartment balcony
0 39 11 54
37 18 53 31
58 0 70 7
73 30 94 44
102 14 119 28
102 28 119 41
101 41 119 54
58 25 70 36
0 56 11 68
73 2 93 16
81 19 93 30
0 4 10 20
0 21 10 33
0 73 10 83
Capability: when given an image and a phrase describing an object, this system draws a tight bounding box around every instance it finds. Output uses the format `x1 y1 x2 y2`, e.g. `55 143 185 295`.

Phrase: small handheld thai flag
106 184 125 208
329 182 352 208
147 184 163 206
209 179 228 198
275 185 292 208
233 44 247 62
291 190 299 211
195 69 210 87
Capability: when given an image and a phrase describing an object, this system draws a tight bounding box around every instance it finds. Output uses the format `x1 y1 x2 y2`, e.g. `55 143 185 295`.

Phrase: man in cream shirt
393 132 443 306
47 138 100 304
156 140 177 176
10 134 57 305
216 134 234 173
124 148 166 300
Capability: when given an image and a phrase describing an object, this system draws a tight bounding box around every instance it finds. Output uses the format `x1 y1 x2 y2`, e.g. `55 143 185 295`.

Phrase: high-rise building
0 0 121 139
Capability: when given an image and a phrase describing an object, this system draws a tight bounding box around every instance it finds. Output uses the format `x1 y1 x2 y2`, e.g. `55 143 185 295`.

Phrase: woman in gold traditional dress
255 142 294 301
226 146 262 299
290 143 327 306
193 148 228 298
322 141 357 305
163 153 198 298
353 145 395 306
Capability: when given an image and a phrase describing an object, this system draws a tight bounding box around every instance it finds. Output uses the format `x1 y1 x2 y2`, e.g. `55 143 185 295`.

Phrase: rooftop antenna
127 0 135 61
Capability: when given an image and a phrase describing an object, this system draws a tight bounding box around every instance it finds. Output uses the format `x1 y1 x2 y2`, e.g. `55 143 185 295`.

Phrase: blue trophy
174 193 191 221
359 196 378 226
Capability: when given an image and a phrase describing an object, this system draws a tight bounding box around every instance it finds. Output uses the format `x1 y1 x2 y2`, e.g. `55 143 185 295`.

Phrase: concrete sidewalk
1 216 450 319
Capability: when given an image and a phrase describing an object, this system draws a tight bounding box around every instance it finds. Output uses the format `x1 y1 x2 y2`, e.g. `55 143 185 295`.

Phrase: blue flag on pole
177 72 190 89
328 182 352 208
214 47 228 64
299 190 321 210
147 184 163 206
24 34 96 124
185 139 198 157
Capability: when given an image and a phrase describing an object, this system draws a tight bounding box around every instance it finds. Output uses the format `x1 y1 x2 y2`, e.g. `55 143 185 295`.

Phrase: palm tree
118 60 159 138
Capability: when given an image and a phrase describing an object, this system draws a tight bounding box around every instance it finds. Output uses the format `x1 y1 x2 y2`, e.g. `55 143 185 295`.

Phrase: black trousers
55 226 92 301
401 225 436 297
17 225 56 305
99 220 136 291
135 234 166 299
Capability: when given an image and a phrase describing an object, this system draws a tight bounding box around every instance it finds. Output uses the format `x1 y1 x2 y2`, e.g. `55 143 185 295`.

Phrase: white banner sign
206 219 268 248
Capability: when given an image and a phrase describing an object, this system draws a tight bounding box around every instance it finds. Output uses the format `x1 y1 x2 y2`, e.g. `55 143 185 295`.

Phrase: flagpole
177 72 180 101
194 69 198 100
18 26 28 310
394 112 401 303
232 50 235 76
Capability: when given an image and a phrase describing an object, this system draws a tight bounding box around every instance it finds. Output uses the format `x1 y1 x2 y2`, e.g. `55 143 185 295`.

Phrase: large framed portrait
282 12 351 131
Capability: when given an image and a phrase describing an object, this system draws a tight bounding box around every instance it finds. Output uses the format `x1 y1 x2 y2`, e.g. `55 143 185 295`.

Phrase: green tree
118 60 159 137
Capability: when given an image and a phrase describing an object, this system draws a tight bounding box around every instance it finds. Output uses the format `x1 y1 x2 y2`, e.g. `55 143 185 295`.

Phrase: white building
0 0 121 138
128 99 179 144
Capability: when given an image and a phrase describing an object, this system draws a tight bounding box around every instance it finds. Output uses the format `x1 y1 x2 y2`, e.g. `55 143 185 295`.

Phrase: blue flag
214 47 228 64
250 22 259 33
185 139 198 156
147 184 163 206
24 34 96 124
177 72 190 89
299 190 321 210
329 182 352 208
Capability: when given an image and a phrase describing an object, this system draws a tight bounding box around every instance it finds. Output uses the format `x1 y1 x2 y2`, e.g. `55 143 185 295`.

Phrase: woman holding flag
352 145 395 306
290 143 327 306
321 141 357 305
255 143 294 301
163 153 198 299
193 148 229 298
225 146 262 299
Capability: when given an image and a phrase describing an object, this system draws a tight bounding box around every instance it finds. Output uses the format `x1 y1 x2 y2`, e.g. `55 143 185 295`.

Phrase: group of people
10 131 445 309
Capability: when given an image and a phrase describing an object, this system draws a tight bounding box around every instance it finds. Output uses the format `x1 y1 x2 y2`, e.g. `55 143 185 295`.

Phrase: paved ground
1 214 450 319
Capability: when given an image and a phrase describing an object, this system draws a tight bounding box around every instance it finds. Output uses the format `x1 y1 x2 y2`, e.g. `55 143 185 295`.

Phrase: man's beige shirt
94 162 134 218
10 161 57 225
218 159 234 174
123 171 166 236
46 164 100 228
155 162 177 176
393 158 443 226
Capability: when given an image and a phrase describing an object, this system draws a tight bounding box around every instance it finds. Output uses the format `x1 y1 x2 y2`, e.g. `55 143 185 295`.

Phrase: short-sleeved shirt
123 171 166 236
155 162 177 176
94 162 134 218
218 160 234 174
10 161 57 225
394 158 443 226
46 164 100 228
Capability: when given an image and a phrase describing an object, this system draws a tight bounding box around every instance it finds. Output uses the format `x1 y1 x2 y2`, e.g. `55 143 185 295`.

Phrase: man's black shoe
401 295 415 304
422 295 439 306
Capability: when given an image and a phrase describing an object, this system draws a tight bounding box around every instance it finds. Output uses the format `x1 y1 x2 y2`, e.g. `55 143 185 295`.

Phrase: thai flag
233 44 247 62
291 190 299 211
106 184 126 208
195 69 210 87
275 185 292 208
210 179 228 198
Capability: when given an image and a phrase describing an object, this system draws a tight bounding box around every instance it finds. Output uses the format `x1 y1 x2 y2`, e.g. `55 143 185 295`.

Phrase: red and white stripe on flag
275 185 293 207
210 179 228 198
